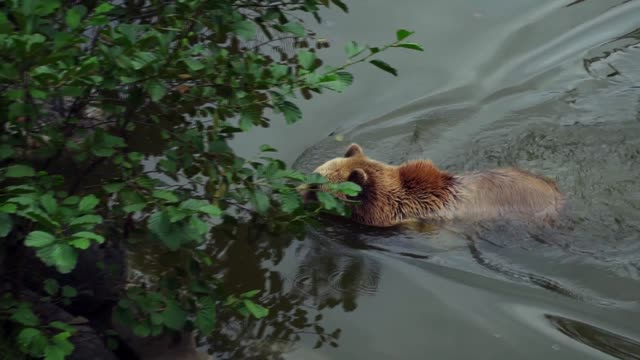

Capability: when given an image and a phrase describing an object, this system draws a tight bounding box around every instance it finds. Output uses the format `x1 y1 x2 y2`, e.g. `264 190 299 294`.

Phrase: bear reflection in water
305 143 564 227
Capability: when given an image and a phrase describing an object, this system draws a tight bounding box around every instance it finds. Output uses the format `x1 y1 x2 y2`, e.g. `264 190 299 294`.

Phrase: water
198 1 640 358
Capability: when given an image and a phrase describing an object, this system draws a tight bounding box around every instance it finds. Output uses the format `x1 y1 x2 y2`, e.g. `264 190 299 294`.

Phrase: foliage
0 294 75 359
0 0 422 358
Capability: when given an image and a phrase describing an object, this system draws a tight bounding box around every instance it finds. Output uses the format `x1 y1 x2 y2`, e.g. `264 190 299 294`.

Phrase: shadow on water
546 314 640 360
129 219 387 359
319 216 630 308
292 237 382 312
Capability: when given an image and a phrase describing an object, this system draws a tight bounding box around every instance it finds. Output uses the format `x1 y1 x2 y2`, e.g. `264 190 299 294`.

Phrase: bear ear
344 143 364 158
348 168 368 186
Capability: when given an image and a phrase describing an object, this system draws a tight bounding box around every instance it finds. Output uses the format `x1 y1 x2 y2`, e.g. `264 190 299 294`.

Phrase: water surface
223 1 640 358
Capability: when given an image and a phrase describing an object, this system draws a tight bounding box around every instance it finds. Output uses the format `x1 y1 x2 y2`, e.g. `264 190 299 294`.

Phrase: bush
0 0 422 358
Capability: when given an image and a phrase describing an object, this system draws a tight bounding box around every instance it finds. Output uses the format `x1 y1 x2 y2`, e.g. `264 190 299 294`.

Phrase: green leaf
306 173 328 185
71 231 105 243
270 64 289 79
61 286 77 298
252 191 270 214
345 41 366 58
51 331 74 356
331 0 349 12
43 279 59 296
319 72 353 92
37 243 78 274
273 170 306 181
123 203 146 213
337 181 362 196
8 196 35 206
69 214 103 226
336 71 354 87
0 12 11 34
243 299 269 319
17 328 43 349
40 194 57 215
61 196 80 205
194 297 216 335
146 80 166 102
234 20 256 40
276 101 302 124
281 22 305 37
126 153 142 164
25 231 56 248
131 52 157 70
103 183 125 193
396 29 414 41
152 190 179 203
65 7 82 29
239 108 261 131
178 199 207 210
6 184 36 193
5 165 36 178
0 144 15 159
11 303 40 326
147 211 175 250
369 59 398 76
92 131 126 157
117 23 140 43
317 192 338 210
183 58 204 71
150 313 163 325
320 81 347 93
238 116 252 131
35 0 62 16
126 149 144 162
31 65 57 78
280 193 301 213
102 133 126 148
393 42 424 51
0 213 13 237
197 205 221 216
43 346 65 360
30 89 48 100
11 304 40 327
148 211 183 250
162 300 186 330
94 2 115 14
69 238 90 250
133 324 151 337
188 216 210 237
237 307 249 317
78 195 99 212
259 144 277 152
166 208 187 223
240 290 260 298
0 203 17 213
25 34 46 51
297 50 316 69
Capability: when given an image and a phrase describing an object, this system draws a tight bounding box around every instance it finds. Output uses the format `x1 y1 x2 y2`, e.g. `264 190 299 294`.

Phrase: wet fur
311 143 564 227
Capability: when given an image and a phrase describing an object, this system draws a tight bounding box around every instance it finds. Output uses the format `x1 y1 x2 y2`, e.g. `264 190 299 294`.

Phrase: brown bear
306 143 564 227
